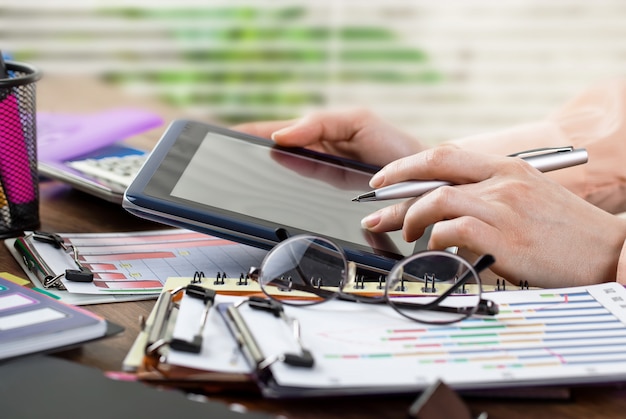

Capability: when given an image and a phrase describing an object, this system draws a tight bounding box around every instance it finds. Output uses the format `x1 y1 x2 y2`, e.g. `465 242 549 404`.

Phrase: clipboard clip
144 285 216 360
31 231 94 286
14 231 94 290
225 296 315 372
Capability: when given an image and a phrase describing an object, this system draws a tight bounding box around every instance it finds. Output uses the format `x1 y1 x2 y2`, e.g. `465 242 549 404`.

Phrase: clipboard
128 276 626 399
5 229 267 305
130 284 258 394
6 232 158 305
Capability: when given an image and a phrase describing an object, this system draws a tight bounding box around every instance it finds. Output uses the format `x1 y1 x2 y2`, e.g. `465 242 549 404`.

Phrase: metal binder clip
31 231 94 285
144 284 217 362
63 242 94 282
169 285 216 354
32 231 64 248
144 287 180 357
226 296 315 372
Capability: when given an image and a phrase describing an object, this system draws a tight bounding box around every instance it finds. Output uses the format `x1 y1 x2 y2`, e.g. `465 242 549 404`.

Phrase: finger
402 186 494 242
360 199 416 234
428 217 511 282
374 145 521 188
427 216 501 257
272 108 375 148
231 119 298 140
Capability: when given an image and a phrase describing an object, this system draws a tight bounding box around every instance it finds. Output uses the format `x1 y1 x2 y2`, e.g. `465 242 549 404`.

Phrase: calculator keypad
67 155 146 187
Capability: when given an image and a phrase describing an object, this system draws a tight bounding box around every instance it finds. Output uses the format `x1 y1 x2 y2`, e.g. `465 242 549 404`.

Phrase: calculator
38 144 148 204
66 153 147 189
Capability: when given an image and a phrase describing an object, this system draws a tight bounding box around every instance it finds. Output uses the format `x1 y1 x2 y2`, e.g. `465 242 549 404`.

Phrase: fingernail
369 171 384 188
271 126 294 141
361 211 382 229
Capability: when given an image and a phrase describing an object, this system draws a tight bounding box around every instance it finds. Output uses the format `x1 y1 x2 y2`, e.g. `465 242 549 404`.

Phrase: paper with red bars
0 93 35 204
49 229 267 295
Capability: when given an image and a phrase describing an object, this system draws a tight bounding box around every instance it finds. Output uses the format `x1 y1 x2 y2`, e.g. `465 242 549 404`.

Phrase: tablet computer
123 120 430 272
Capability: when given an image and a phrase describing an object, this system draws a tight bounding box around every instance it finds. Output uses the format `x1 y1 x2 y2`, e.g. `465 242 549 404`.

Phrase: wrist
615 223 626 285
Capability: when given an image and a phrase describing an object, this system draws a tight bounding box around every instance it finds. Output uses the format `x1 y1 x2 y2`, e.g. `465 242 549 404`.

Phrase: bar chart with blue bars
256 282 626 390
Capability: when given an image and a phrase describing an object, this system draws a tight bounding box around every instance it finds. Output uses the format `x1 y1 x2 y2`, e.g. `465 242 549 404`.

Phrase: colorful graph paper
238 282 626 392
24 229 267 295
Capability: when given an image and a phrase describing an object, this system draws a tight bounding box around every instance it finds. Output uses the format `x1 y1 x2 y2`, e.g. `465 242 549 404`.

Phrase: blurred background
1 0 625 145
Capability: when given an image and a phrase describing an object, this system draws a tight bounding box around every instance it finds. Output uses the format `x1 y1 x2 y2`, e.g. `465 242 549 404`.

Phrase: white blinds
2 0 626 144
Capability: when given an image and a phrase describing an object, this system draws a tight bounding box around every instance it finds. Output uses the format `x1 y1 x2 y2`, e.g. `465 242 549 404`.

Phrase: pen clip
507 146 573 158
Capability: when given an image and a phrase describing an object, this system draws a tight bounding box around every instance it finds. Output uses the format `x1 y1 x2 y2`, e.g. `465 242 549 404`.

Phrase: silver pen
352 146 588 202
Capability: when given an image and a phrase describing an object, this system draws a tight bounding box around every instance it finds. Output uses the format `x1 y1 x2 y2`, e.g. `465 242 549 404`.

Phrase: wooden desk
4 76 626 419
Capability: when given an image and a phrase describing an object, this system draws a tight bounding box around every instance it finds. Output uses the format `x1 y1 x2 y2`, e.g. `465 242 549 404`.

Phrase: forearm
448 79 626 214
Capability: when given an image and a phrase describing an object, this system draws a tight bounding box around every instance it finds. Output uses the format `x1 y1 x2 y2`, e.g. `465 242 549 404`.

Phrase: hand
232 108 425 167
360 145 626 287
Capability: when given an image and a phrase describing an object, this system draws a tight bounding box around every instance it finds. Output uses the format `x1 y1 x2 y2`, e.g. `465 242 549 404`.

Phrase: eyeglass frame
249 234 499 325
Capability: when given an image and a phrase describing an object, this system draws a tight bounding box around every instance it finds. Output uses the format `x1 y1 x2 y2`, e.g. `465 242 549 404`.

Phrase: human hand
360 145 626 287
232 108 425 167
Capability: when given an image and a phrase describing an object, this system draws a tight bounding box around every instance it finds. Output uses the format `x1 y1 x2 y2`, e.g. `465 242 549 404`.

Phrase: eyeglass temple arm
406 254 496 311
441 253 495 299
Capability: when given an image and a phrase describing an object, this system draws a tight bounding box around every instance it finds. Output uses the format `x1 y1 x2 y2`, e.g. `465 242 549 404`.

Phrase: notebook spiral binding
186 269 532 298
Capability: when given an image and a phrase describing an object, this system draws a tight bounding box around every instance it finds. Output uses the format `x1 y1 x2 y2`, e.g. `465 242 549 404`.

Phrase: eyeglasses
249 235 498 325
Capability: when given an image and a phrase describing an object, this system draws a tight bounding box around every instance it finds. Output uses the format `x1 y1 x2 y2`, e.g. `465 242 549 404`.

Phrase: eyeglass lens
384 251 481 324
257 235 347 305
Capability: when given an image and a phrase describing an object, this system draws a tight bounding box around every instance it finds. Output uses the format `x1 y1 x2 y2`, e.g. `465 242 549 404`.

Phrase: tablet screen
167 130 417 258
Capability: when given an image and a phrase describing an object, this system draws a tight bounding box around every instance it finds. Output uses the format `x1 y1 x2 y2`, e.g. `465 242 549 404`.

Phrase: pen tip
352 191 375 202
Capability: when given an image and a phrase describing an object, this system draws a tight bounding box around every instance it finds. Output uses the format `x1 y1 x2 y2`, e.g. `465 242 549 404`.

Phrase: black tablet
123 120 430 272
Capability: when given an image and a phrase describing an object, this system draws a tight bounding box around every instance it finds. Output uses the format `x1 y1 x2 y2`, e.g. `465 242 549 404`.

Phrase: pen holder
0 60 42 237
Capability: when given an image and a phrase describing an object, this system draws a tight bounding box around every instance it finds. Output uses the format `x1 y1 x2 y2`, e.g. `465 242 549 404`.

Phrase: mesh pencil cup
0 60 42 237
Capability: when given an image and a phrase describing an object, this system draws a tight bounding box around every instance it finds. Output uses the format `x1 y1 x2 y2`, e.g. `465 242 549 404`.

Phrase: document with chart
227 281 626 397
